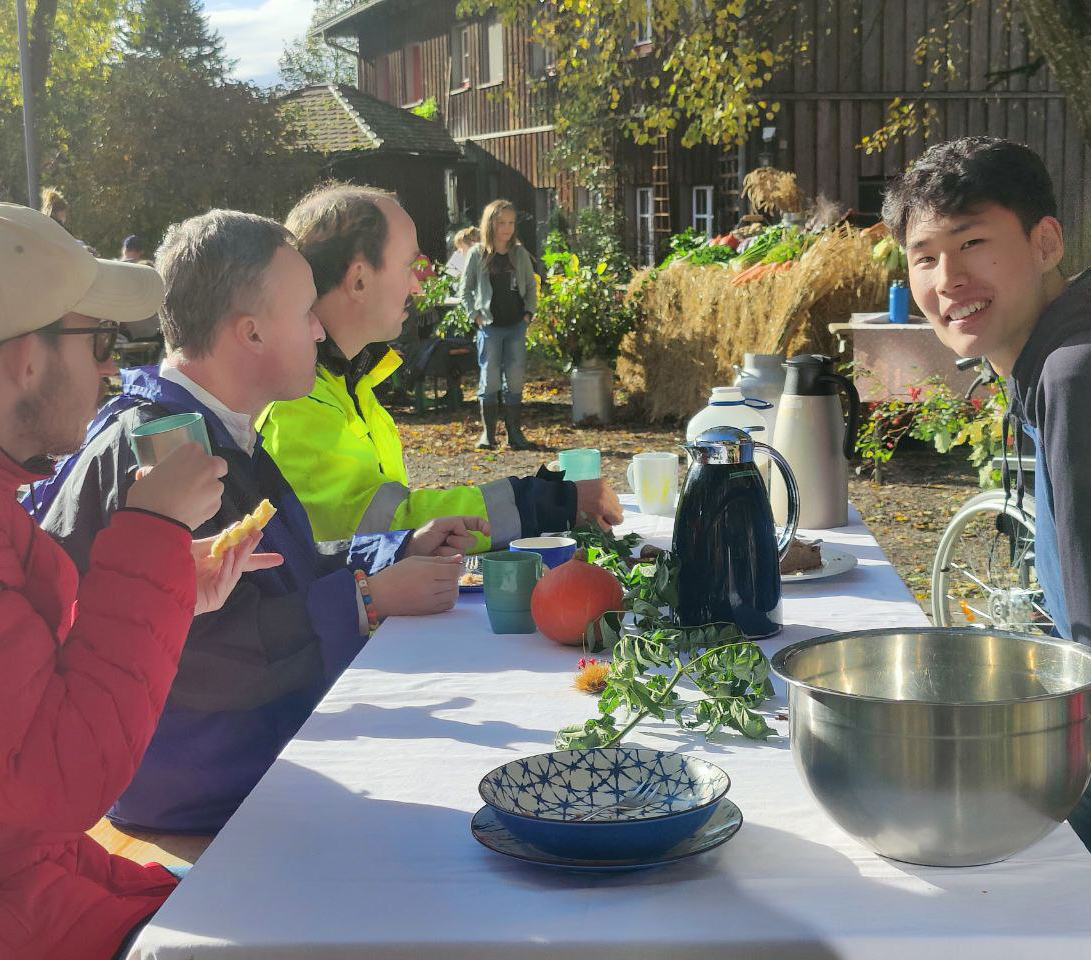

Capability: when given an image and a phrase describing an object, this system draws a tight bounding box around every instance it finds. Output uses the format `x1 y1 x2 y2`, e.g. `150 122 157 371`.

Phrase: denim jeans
476 320 528 406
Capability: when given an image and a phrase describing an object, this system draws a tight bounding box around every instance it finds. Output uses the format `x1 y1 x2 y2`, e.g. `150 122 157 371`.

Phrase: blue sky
203 0 316 87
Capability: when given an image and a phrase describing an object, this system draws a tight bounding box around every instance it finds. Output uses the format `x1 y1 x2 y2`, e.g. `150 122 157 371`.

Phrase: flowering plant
530 249 640 367
855 373 1007 485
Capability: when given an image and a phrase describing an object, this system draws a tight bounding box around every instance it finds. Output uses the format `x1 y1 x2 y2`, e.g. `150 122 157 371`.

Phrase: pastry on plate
780 536 823 575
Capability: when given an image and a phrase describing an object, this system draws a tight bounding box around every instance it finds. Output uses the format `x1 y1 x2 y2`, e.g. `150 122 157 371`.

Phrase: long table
131 506 1091 959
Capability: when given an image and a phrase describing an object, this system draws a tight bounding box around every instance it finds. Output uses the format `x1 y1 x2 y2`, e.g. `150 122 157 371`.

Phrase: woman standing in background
459 200 537 450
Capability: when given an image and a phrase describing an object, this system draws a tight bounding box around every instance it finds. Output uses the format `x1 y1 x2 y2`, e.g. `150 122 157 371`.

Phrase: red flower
971 397 984 412
412 257 435 282
908 386 922 402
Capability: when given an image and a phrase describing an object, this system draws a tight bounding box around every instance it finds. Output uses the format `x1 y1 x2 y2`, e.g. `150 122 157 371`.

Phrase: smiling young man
884 137 1091 846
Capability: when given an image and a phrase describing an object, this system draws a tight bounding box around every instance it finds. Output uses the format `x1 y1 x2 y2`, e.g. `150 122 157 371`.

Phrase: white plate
781 545 858 582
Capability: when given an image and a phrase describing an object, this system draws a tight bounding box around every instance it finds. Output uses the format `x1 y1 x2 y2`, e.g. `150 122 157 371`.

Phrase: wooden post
16 0 38 209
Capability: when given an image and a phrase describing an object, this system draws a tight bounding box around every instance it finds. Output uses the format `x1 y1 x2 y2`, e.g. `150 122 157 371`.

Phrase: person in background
40 187 68 228
444 226 480 279
883 135 1091 848
0 203 273 960
121 234 149 262
258 183 623 547
36 209 480 836
459 200 538 450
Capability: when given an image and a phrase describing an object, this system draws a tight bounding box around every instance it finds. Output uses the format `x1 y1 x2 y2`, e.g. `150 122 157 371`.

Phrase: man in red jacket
0 204 280 960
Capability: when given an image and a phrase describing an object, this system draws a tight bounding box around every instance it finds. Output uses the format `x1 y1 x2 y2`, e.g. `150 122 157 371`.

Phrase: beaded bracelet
354 569 382 635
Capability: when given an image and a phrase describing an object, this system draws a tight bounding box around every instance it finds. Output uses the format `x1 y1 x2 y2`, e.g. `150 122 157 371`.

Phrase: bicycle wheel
931 490 1053 633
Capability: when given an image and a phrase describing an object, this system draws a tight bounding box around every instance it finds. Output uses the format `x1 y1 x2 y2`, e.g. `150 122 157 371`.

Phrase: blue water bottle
889 280 909 324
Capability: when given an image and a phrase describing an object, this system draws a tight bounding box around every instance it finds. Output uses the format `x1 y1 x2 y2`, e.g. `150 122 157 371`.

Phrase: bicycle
929 356 1054 634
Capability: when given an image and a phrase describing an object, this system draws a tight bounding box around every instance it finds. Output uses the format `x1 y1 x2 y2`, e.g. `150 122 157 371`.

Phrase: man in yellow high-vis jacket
258 184 623 547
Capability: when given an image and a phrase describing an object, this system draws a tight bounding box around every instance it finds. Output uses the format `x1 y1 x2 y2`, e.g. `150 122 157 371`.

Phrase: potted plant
531 236 639 424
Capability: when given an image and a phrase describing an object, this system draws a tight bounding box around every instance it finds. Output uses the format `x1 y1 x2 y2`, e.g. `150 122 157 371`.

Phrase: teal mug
557 448 601 482
130 412 211 467
482 551 542 634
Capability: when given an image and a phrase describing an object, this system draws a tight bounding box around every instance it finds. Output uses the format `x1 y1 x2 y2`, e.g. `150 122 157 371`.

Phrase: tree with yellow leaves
457 0 799 177
0 0 123 201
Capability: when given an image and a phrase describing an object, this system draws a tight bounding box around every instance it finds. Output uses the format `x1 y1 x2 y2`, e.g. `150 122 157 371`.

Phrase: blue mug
509 536 577 569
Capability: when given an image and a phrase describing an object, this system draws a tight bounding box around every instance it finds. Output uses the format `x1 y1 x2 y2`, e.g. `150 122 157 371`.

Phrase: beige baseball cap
0 202 164 340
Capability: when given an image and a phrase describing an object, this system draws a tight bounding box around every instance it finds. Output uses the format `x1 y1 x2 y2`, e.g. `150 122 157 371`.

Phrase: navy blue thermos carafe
673 426 801 638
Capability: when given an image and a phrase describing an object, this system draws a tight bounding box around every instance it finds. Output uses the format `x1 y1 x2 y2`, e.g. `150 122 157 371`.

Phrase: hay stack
618 227 890 422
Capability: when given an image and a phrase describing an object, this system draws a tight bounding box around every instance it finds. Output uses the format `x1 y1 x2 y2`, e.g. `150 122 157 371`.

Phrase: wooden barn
307 0 1090 269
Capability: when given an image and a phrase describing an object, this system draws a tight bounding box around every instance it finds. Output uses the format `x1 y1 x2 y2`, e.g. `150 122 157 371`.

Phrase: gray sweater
459 242 538 326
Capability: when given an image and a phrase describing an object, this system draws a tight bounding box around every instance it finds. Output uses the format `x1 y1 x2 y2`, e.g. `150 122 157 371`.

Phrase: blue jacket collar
121 366 264 457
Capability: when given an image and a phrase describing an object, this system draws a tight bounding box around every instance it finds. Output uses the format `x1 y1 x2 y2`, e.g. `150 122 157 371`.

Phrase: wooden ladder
719 146 741 229
652 132 672 256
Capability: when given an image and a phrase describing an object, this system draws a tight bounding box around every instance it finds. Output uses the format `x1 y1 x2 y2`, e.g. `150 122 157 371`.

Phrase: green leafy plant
658 228 739 268
556 530 775 750
855 373 1007 486
413 259 453 313
411 258 476 338
436 303 475 338
410 97 440 121
531 245 642 367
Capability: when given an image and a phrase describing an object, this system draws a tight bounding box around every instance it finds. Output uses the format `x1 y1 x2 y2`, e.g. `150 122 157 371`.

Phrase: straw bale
618 227 890 422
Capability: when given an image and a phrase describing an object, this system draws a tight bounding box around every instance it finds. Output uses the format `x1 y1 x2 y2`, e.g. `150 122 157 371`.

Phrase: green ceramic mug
130 412 211 467
482 550 542 634
557 447 602 482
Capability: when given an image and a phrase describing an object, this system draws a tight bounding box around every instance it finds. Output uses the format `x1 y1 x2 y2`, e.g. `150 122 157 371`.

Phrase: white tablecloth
132 506 1091 959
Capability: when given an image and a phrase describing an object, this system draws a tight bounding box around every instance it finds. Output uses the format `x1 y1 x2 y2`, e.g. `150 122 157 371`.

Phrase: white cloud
205 0 316 87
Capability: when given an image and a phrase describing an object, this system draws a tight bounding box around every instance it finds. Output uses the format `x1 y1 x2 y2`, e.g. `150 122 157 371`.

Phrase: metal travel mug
130 413 211 467
889 281 909 324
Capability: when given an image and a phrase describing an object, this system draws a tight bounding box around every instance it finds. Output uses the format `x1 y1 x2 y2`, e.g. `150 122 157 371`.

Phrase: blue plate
478 747 731 860
471 798 743 872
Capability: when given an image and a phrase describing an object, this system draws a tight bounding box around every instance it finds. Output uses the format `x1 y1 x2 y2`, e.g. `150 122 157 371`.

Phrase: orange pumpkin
531 557 625 646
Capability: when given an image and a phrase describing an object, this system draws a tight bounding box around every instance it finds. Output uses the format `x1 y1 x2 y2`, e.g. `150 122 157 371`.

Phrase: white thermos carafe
770 354 861 529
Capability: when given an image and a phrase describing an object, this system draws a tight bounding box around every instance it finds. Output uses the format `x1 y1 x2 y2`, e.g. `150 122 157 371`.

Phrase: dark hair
285 182 397 298
155 210 293 357
123 234 146 254
882 137 1058 245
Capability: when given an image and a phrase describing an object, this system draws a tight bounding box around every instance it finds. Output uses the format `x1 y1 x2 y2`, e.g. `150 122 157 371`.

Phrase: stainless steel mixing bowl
771 627 1091 866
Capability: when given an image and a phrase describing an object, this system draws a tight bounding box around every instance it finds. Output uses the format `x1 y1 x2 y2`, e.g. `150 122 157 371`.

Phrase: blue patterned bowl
478 747 730 860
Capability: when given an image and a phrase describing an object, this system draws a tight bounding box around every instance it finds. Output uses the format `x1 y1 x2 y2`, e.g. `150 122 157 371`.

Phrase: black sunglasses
42 320 120 363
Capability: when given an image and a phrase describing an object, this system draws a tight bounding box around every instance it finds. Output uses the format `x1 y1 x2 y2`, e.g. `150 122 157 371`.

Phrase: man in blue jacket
34 210 483 833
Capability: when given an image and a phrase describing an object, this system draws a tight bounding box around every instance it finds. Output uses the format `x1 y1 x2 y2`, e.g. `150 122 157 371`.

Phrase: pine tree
122 0 232 83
